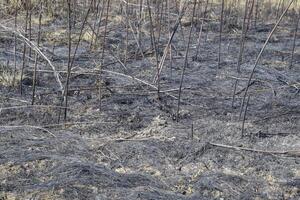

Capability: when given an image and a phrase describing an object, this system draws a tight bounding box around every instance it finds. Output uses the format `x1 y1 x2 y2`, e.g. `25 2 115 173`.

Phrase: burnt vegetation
0 0 300 199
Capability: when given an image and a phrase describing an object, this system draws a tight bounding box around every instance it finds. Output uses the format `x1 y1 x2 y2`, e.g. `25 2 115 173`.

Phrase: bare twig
239 0 295 119
0 125 56 137
177 0 197 121
209 142 300 157
153 0 188 83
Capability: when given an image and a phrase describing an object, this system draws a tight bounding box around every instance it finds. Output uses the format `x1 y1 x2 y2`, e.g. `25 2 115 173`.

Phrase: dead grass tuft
0 65 23 87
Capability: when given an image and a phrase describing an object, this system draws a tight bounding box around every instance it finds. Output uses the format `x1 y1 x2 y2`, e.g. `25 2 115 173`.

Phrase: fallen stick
0 125 56 137
208 142 300 157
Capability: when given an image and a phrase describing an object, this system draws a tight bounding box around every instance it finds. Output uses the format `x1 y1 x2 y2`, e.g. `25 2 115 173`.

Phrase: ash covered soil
0 12 300 200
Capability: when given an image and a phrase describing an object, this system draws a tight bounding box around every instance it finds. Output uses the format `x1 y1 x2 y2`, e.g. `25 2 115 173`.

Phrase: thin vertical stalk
237 0 249 72
147 0 160 99
32 1 43 105
89 0 101 49
254 0 259 29
137 0 143 54
70 1 92 69
195 0 209 59
91 0 106 49
101 0 110 69
154 2 188 83
20 0 29 94
239 0 295 119
98 0 110 111
123 2 145 59
276 0 283 19
157 1 164 45
246 0 255 31
12 1 18 87
177 0 197 121
63 0 72 121
63 0 93 120
241 95 250 137
124 0 129 66
167 0 173 79
28 0 32 58
218 0 225 68
204 0 209 42
290 13 299 69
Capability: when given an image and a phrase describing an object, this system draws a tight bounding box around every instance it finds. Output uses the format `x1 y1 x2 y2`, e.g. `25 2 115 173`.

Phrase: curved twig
0 24 64 92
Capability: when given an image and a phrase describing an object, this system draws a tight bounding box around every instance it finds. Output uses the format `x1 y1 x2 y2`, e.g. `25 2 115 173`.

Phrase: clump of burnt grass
0 63 23 87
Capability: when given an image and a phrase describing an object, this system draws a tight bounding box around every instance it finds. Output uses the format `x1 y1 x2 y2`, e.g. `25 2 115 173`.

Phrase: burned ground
0 1 300 199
